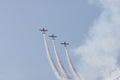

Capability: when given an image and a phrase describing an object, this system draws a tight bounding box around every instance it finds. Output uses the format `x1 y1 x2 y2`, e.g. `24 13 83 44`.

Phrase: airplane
40 28 48 34
61 42 69 47
49 34 57 40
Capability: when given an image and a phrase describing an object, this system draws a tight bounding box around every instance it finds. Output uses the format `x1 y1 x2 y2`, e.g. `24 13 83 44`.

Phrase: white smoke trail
52 40 71 80
43 34 64 80
75 0 120 80
64 47 81 80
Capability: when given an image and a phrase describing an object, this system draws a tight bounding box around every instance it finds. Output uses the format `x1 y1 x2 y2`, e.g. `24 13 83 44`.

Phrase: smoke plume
52 40 71 80
65 47 81 80
43 34 64 80
76 0 120 80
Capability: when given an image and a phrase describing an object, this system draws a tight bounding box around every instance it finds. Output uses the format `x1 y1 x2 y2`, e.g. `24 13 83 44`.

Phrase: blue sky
0 0 103 80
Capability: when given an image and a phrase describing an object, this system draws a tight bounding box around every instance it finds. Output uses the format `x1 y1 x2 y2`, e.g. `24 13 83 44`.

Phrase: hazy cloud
76 0 120 80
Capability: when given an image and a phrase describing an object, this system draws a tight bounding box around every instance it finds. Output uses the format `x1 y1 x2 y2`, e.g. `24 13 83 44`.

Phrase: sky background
0 0 112 80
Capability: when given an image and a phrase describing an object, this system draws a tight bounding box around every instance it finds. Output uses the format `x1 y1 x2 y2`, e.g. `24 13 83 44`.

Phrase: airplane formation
40 28 120 80
40 28 69 47
40 28 81 80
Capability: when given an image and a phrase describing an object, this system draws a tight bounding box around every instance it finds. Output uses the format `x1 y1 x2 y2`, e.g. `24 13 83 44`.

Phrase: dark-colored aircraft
49 34 57 40
61 42 69 47
40 28 48 34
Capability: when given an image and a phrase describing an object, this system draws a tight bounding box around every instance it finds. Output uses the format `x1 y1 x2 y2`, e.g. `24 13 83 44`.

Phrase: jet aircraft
49 34 57 40
40 28 48 34
61 42 69 47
